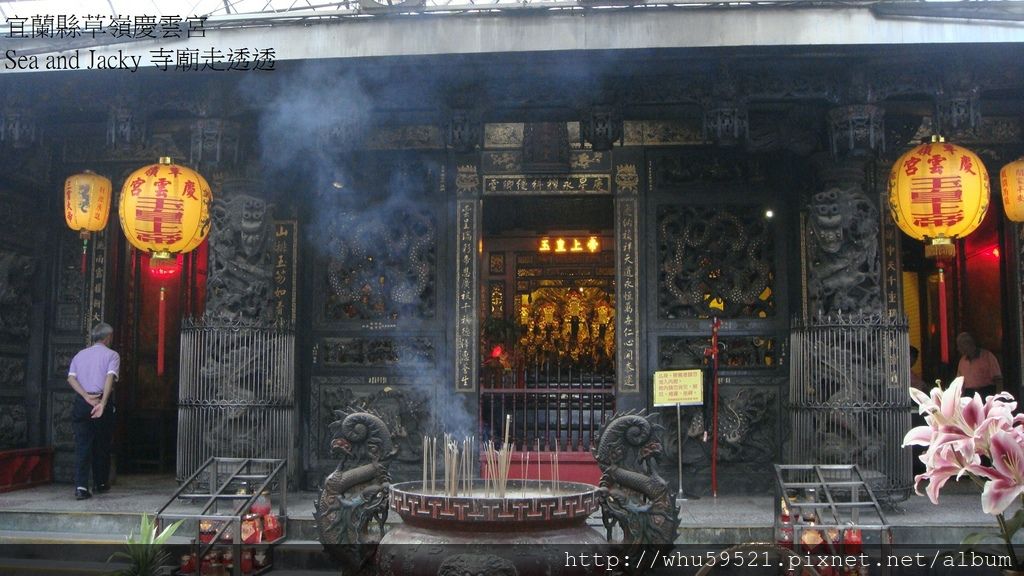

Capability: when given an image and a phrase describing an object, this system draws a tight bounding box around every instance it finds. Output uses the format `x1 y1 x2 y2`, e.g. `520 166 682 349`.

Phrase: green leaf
106 514 182 576
1004 508 1024 540
961 531 1004 548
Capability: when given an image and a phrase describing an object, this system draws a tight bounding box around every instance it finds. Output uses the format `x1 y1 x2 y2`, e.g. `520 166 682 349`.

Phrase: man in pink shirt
956 331 1003 398
67 322 119 500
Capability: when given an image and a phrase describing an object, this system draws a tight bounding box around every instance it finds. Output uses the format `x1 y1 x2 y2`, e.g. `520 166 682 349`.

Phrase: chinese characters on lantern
889 139 989 243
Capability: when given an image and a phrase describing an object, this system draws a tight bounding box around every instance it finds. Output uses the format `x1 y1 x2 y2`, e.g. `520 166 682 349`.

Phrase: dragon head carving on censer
315 410 398 575
592 410 680 547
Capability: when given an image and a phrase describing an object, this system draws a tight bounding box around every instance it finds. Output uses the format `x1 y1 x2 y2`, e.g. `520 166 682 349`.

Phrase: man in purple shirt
67 322 119 500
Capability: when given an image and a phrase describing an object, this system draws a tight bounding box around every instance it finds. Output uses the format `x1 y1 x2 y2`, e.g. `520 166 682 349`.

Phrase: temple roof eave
3 6 1023 75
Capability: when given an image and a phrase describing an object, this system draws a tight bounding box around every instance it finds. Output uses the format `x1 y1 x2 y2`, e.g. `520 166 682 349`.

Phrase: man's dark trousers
71 396 114 489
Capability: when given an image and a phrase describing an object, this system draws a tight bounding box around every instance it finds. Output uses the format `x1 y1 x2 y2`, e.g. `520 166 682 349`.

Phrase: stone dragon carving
592 411 680 547
659 207 772 319
806 185 881 315
205 194 274 324
325 208 436 320
315 410 397 574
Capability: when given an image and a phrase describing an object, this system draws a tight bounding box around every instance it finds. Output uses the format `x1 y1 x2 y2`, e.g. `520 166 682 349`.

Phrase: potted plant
107 514 184 576
902 377 1024 573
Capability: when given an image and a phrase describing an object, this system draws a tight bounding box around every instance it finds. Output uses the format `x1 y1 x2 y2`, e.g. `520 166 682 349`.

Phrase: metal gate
176 319 295 482
788 313 912 502
480 361 615 452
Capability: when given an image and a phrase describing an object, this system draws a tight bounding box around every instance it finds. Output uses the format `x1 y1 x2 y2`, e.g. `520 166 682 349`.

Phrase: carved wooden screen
646 149 790 495
0 191 40 454
305 154 446 487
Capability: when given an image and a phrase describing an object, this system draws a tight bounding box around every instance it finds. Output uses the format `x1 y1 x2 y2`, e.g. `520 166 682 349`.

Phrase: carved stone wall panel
0 402 27 449
318 336 437 368
0 249 36 344
482 151 522 173
48 341 80 382
659 382 782 495
804 160 883 316
658 336 777 370
205 194 275 324
365 125 444 150
0 193 38 251
54 233 85 333
0 355 27 392
570 151 611 172
307 378 433 485
318 206 438 324
49 391 75 450
483 123 524 149
656 204 775 320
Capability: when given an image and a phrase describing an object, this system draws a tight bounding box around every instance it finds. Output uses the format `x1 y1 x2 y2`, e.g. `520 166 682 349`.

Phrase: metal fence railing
480 360 615 452
787 313 912 503
176 318 295 483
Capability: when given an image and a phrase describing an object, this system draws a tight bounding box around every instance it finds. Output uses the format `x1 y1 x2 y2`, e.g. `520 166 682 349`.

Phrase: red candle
180 553 196 574
263 514 283 542
251 491 272 516
843 526 863 555
240 549 254 574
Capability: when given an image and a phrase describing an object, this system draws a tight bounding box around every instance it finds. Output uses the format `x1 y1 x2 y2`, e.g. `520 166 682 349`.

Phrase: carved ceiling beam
107 101 146 153
0 106 38 150
579 105 623 151
445 109 483 153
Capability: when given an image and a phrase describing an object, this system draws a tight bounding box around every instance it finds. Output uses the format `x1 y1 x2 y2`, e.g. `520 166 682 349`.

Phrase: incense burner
390 480 599 530
377 480 605 575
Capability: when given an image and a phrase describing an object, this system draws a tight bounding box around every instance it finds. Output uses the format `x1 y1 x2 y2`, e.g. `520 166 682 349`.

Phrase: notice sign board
653 369 703 407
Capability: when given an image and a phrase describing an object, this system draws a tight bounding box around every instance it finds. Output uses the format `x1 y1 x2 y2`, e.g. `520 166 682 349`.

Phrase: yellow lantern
119 157 211 377
888 135 989 260
118 157 212 266
889 135 989 364
1001 156 1024 222
64 170 112 274
65 170 112 237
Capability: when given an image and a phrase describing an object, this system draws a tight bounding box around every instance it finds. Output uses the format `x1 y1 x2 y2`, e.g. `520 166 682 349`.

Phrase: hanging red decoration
888 136 989 363
119 157 211 375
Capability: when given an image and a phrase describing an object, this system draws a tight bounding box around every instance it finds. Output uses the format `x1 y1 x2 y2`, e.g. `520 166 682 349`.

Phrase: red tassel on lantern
937 264 949 364
81 237 88 276
158 286 166 376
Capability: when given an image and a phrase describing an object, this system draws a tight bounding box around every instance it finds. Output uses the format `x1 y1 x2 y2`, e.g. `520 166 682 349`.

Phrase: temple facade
1 2 1023 495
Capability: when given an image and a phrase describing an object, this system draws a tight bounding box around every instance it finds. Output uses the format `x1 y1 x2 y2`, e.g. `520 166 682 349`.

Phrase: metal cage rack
774 464 894 576
177 320 295 483
157 457 288 576
788 313 913 503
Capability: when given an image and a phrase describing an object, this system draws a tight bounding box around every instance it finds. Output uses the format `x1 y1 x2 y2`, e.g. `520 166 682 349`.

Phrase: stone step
0 507 994 547
0 557 131 575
